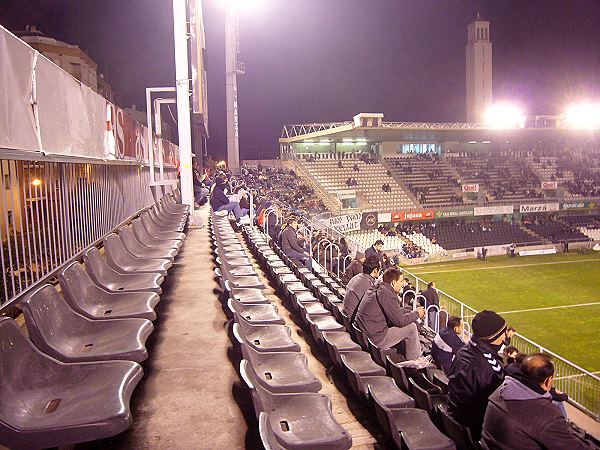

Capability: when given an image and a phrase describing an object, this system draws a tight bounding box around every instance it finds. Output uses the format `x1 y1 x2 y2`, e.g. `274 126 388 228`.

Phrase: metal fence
0 157 175 311
401 266 600 421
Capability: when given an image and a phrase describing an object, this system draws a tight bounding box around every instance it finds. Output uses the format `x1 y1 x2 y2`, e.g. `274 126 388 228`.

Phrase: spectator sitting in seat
343 256 381 318
210 176 248 225
354 267 426 362
447 310 507 440
420 281 440 328
341 252 364 285
281 216 312 270
481 354 592 450
431 316 466 374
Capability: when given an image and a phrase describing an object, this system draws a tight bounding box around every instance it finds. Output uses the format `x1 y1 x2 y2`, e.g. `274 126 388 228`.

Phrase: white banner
473 205 514 216
325 212 363 233
462 183 479 193
336 189 356 200
0 28 39 151
541 181 558 190
378 212 392 223
519 203 560 213
519 248 557 256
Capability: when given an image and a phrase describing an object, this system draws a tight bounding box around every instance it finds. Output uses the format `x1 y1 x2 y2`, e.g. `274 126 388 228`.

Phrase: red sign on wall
392 210 435 222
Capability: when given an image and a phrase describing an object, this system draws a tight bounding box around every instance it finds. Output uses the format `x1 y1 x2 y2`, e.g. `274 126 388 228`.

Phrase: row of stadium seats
0 193 188 449
242 221 468 449
209 211 352 450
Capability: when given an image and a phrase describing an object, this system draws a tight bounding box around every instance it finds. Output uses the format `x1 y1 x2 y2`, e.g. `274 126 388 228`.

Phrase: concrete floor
78 208 249 449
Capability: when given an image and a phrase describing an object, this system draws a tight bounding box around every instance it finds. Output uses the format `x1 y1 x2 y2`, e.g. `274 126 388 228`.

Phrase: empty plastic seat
233 322 301 353
59 262 159 321
242 348 322 393
340 352 386 396
227 298 284 325
222 274 266 290
228 287 270 304
83 247 163 294
132 218 182 250
141 212 185 241
408 377 447 420
437 404 476 450
306 314 344 343
322 331 361 366
104 233 171 275
367 378 415 409
119 226 178 260
22 284 153 363
0 317 143 450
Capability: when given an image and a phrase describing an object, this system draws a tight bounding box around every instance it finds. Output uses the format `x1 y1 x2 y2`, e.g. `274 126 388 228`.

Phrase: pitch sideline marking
498 301 600 315
411 258 600 275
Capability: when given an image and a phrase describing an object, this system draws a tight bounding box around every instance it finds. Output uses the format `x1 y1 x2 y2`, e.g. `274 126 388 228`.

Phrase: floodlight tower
225 3 245 173
466 13 492 123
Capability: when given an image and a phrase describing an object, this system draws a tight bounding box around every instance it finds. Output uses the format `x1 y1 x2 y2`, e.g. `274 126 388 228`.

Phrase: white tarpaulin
0 27 39 151
519 203 560 213
36 55 105 158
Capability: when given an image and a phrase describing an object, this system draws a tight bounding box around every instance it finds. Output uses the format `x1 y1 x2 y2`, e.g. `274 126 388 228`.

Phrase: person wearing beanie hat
447 310 508 440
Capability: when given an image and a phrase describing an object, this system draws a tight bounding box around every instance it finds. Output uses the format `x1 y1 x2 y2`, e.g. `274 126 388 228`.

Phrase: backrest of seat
83 247 114 281
437 403 469 448
119 226 140 250
104 233 135 264
132 218 151 239
387 360 412 395
59 262 107 310
22 284 79 347
408 377 432 412
368 386 395 440
0 318 57 412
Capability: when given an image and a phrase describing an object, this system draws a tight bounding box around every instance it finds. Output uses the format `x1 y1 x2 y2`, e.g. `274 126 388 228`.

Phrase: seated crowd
208 163 597 450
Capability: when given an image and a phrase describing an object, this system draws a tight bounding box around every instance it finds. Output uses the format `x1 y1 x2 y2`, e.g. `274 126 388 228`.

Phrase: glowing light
31 178 42 186
563 103 600 129
484 103 525 129
342 138 354 143
221 0 263 11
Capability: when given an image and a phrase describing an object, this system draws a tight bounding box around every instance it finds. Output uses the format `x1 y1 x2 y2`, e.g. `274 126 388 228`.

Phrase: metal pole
154 98 177 182
225 4 241 173
172 0 194 207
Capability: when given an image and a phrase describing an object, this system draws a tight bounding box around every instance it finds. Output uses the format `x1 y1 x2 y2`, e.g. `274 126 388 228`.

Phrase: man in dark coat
421 281 440 328
210 177 245 223
341 252 364 285
447 310 507 440
431 316 466 374
281 216 312 270
364 240 386 269
355 267 425 361
481 354 594 450
342 256 381 318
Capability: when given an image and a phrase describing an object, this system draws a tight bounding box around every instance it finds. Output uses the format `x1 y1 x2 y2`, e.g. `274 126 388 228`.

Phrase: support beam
172 0 194 206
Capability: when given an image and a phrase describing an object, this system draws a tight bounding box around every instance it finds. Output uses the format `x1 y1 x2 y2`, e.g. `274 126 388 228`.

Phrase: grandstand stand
420 220 543 250
382 155 464 207
449 154 544 202
523 217 591 243
297 159 417 211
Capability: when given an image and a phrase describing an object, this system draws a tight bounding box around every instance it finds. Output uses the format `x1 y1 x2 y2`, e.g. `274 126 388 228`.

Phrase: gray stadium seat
104 233 172 275
228 287 270 304
132 218 182 250
243 346 322 393
239 361 352 450
227 298 285 325
141 212 185 241
0 317 143 450
119 225 178 260
59 262 159 321
83 247 163 294
340 352 386 396
22 284 153 363
232 322 301 353
322 331 361 366
306 314 345 343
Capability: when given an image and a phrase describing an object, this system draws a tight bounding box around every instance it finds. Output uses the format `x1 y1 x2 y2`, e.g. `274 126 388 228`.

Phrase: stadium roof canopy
279 113 600 145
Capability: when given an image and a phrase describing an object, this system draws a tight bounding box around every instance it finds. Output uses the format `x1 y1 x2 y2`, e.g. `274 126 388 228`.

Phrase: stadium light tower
563 103 600 129
484 103 525 129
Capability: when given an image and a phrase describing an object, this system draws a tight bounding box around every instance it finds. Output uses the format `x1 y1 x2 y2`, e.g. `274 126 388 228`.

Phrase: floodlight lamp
484 103 525 129
221 0 263 12
31 178 42 187
563 103 600 129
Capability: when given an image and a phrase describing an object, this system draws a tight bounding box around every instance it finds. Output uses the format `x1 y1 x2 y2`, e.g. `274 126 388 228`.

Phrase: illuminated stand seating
382 156 463 207
299 159 416 211
346 230 447 258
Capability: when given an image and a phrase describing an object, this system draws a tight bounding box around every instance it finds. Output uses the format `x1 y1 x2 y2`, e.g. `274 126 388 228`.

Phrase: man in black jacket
420 281 440 328
342 256 381 318
447 310 507 440
210 177 246 224
481 354 594 450
431 315 466 374
281 217 312 270
364 240 385 269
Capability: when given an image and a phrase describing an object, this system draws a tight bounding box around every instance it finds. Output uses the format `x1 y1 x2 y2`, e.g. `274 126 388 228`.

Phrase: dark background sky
1 0 599 160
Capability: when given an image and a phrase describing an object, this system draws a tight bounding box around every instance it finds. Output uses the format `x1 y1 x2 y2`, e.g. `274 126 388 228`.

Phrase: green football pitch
406 250 600 373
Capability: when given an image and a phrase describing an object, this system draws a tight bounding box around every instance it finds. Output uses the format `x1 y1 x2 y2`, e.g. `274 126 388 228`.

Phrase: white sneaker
239 216 251 225
215 210 228 217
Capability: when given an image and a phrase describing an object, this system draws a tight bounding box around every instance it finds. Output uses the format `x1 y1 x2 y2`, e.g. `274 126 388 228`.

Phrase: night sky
1 0 599 160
